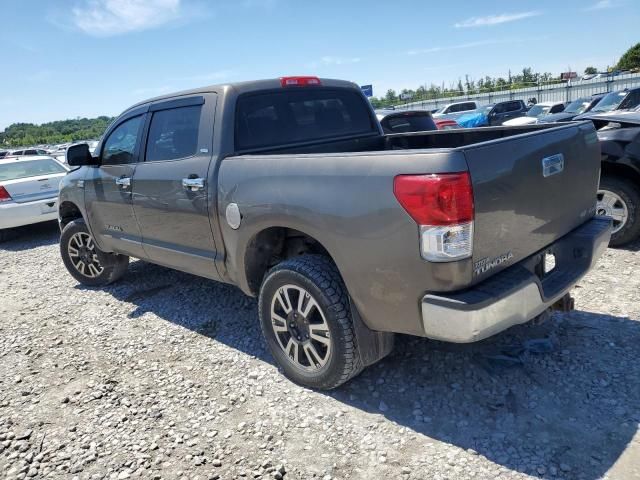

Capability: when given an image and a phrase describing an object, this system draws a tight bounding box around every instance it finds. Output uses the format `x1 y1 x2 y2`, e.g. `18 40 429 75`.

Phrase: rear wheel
597 176 640 247
60 219 129 286
258 255 362 390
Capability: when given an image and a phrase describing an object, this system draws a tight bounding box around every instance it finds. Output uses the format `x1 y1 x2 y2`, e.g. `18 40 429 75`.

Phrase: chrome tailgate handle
182 177 205 191
115 176 131 188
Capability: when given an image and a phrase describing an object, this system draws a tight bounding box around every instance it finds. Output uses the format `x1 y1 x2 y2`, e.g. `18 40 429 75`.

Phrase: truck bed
221 121 601 336
253 123 566 155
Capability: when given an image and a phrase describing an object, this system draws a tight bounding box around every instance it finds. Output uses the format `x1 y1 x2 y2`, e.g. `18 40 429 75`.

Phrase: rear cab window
235 88 376 151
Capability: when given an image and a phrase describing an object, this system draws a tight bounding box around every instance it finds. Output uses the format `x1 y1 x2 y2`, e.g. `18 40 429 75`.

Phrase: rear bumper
420 217 612 343
0 197 59 229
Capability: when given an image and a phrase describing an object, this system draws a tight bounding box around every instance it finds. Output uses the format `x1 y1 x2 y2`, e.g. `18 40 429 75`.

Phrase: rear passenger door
131 94 221 280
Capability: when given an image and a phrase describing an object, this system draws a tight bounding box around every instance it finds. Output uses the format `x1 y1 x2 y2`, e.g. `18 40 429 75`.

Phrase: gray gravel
1 221 639 480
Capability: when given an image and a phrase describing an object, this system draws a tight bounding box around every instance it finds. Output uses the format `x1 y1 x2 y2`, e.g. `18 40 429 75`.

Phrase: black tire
598 176 640 247
258 255 362 390
60 219 129 286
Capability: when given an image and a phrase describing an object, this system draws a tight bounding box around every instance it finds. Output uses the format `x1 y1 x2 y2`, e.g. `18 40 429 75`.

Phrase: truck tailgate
464 122 600 282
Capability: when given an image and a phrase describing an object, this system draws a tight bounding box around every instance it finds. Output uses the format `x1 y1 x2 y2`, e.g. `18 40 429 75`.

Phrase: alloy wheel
270 284 332 371
67 232 104 278
597 189 629 234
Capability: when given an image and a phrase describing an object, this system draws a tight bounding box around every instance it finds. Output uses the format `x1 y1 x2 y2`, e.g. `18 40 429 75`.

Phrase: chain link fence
396 72 640 111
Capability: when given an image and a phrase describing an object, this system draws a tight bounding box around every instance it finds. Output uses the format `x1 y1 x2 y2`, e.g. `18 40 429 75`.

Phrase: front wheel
258 255 362 390
60 219 129 286
597 176 640 247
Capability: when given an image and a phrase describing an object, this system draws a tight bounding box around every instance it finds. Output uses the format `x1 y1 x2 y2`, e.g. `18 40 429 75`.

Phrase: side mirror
66 143 96 166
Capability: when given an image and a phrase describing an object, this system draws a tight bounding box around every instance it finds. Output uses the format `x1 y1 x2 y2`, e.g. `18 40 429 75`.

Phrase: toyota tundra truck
58 77 611 389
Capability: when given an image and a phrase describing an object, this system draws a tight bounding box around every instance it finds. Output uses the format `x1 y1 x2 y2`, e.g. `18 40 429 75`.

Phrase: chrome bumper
420 217 612 343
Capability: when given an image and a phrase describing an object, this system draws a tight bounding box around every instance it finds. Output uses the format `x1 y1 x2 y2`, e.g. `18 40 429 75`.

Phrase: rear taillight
0 186 12 203
280 76 322 87
394 173 474 262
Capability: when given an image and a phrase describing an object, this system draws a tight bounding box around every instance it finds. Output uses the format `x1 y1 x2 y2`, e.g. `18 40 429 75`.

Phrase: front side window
507 102 522 112
102 115 143 165
145 105 201 162
620 90 640 110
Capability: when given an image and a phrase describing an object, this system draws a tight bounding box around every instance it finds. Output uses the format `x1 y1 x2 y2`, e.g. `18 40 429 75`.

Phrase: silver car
0 156 69 241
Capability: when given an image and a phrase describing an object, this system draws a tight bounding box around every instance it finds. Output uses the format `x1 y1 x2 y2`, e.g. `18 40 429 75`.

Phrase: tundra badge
542 153 564 177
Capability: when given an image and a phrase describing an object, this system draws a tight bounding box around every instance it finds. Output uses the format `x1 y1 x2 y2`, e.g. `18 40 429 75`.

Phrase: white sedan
0 156 69 241
503 101 567 126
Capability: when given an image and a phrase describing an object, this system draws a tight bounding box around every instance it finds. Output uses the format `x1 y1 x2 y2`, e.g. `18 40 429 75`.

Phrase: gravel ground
1 221 639 480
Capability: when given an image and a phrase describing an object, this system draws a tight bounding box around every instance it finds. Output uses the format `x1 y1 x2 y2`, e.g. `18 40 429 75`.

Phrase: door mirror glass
66 143 96 166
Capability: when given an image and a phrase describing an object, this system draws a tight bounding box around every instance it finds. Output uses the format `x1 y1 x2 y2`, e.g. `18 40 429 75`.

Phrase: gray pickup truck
59 77 611 389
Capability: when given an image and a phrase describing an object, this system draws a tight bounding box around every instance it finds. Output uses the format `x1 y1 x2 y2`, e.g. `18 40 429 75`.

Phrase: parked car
432 101 478 122
574 87 640 120
579 110 640 246
375 109 437 134
0 156 69 241
59 76 610 389
503 101 567 126
538 95 605 123
457 100 528 128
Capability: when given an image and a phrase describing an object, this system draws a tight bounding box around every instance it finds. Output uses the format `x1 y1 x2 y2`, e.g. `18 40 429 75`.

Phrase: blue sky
0 0 638 130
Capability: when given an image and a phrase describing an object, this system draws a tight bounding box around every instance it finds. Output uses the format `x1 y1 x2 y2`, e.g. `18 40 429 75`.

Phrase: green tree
384 89 397 104
0 117 114 148
616 42 640 70
584 66 598 75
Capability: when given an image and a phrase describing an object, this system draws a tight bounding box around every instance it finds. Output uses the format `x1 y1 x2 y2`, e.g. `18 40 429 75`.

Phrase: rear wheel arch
242 226 340 297
601 159 640 186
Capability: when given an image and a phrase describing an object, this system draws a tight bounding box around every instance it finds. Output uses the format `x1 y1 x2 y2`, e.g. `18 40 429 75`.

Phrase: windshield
527 105 551 117
564 98 591 114
591 91 627 113
0 159 66 181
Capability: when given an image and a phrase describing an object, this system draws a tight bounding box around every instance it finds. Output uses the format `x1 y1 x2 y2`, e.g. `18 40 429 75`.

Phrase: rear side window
146 105 202 162
505 102 522 112
0 159 66 181
235 88 375 151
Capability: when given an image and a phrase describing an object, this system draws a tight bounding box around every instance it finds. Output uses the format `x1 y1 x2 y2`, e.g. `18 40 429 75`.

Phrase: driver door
84 111 147 258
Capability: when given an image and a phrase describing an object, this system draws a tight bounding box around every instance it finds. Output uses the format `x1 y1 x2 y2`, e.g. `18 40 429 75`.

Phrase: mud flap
350 300 395 367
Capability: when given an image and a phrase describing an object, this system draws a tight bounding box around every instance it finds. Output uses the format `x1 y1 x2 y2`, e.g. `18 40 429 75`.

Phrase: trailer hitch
551 293 575 312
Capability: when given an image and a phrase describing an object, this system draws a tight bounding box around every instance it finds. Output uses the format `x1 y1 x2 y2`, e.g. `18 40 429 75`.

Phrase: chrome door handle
182 177 205 191
115 177 131 188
